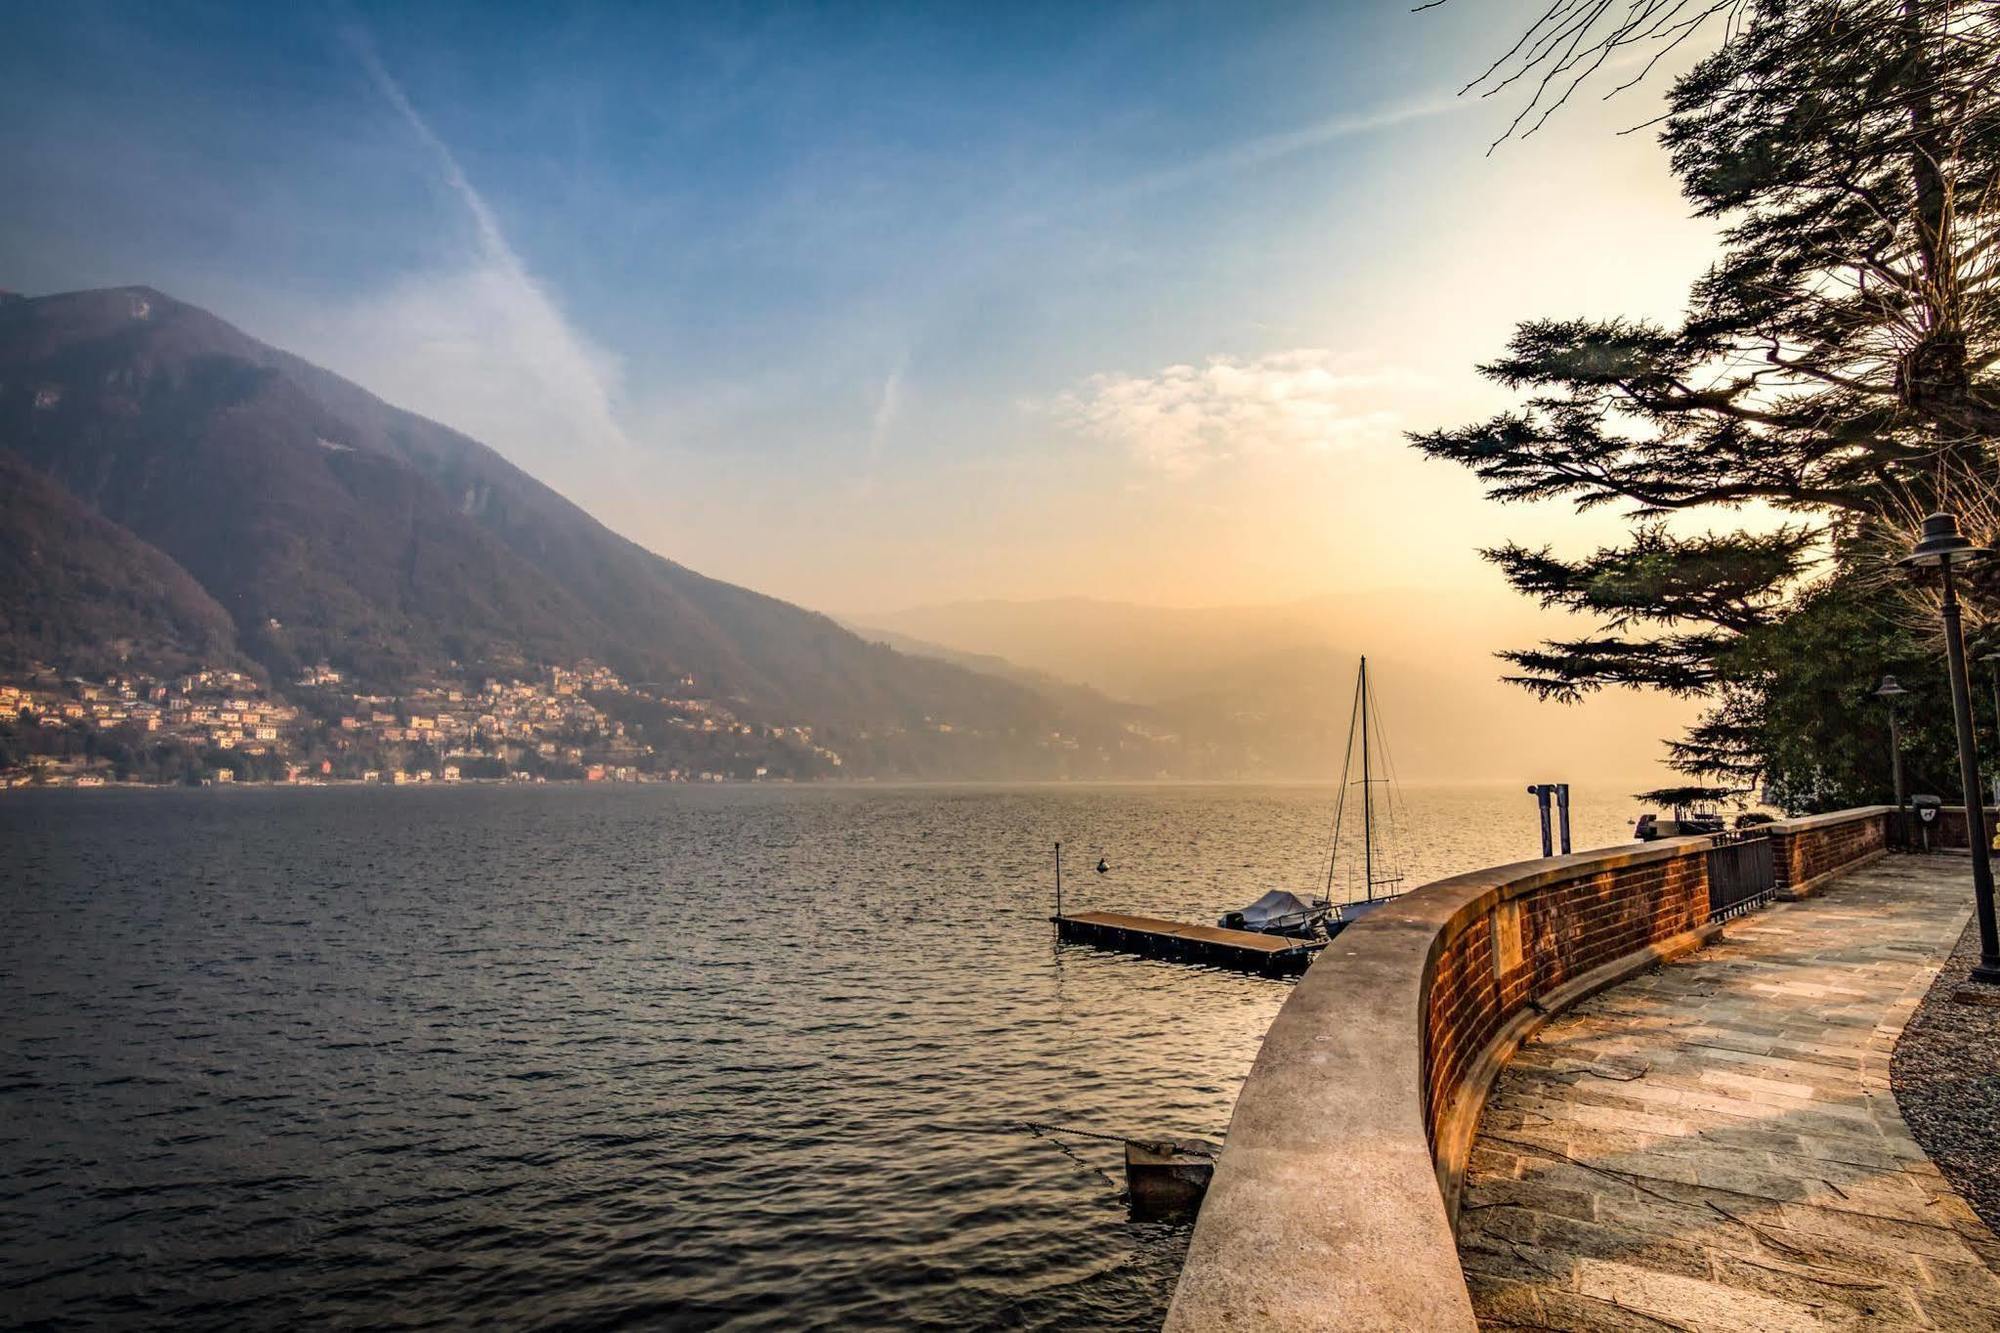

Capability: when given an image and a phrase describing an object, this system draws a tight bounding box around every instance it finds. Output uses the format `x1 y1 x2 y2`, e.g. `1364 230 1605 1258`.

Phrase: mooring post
1528 784 1554 857
1054 841 1063 921
1557 782 1572 855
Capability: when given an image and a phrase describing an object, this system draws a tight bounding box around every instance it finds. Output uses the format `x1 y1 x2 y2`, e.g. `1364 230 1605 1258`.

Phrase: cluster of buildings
1 668 293 750
0 659 844 788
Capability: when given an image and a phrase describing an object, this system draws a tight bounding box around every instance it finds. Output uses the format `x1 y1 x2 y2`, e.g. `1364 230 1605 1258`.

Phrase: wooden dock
1053 910 1323 976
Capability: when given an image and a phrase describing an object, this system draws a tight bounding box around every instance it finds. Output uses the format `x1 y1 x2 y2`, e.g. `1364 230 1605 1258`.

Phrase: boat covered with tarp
1218 889 1322 934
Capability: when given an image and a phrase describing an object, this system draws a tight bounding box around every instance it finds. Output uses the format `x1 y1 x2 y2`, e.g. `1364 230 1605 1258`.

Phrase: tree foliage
1687 574 1965 810
1416 0 2000 805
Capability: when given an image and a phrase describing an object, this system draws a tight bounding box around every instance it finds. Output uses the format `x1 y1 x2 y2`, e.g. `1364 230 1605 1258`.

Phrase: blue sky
1 1 1722 619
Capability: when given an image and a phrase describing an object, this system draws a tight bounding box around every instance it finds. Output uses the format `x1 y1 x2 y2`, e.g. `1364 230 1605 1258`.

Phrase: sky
0 1 1730 760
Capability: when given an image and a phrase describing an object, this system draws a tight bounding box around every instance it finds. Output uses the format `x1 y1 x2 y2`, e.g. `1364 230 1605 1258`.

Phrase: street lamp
1982 648 2000 796
1874 675 1909 807
1899 510 2000 984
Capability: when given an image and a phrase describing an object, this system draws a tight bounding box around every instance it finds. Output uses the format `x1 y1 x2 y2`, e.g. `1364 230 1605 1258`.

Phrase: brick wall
1423 848 1709 1150
1770 810 1891 898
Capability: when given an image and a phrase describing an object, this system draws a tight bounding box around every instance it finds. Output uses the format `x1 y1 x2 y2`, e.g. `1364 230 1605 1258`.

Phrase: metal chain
1022 1120 1135 1145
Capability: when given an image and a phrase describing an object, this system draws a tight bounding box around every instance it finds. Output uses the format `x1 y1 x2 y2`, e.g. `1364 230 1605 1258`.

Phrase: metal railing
1706 829 1776 921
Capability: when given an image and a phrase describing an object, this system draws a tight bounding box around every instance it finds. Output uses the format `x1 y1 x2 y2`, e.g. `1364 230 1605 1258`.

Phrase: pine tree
1414 0 2000 790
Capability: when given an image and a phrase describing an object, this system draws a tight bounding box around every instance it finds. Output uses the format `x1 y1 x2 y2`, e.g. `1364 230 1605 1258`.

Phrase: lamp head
1899 510 1993 569
1874 675 1910 699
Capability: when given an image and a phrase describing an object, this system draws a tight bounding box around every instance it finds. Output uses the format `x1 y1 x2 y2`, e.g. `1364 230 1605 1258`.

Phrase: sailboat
1218 655 1407 938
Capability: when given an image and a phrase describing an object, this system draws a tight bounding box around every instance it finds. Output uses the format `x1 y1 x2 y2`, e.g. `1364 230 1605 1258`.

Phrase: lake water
0 782 1650 1330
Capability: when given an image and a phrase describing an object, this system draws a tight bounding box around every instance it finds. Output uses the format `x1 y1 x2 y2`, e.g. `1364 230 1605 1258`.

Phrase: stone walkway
1458 855 2000 1331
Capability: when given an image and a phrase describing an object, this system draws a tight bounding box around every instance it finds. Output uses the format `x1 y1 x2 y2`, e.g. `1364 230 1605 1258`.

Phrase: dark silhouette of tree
1414 0 2000 791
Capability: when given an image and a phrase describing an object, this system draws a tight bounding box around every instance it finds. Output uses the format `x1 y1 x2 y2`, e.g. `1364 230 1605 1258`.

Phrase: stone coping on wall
1163 807 1893 1333
1769 804 1899 833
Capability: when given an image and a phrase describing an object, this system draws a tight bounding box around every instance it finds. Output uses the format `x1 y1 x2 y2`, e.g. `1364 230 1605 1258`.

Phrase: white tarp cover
1227 889 1318 930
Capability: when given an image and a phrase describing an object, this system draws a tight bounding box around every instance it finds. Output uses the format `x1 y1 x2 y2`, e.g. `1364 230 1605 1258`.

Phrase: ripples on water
0 782 1645 1329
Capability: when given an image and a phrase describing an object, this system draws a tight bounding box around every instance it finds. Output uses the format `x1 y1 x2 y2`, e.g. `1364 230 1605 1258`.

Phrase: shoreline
0 773 1678 794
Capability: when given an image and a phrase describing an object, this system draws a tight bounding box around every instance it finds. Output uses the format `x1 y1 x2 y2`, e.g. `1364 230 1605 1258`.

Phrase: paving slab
1457 855 2000 1331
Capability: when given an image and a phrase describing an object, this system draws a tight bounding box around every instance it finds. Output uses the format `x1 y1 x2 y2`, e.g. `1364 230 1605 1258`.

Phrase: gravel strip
1891 915 2000 1233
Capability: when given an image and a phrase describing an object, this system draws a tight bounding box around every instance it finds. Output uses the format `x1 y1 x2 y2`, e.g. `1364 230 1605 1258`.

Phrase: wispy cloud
836 354 910 499
982 91 1466 239
1054 349 1416 475
300 31 633 469
867 355 907 466
1112 96 1465 202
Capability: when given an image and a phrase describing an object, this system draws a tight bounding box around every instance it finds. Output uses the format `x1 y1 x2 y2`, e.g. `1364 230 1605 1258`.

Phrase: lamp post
1875 675 1909 808
1983 649 2000 802
1899 511 2000 985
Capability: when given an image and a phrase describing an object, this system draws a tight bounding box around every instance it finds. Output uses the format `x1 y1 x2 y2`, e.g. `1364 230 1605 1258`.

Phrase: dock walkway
1052 910 1321 975
1458 856 2000 1330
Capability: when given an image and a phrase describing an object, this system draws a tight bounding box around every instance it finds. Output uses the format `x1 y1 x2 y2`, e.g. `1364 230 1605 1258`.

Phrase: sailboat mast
1322 666 1362 907
1360 656 1374 900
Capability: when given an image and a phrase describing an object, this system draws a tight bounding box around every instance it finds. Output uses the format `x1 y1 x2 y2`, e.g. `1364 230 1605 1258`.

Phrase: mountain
0 284 1687 784
852 596 1335 702
840 621 1144 718
856 595 1700 783
0 445 245 676
0 286 1152 777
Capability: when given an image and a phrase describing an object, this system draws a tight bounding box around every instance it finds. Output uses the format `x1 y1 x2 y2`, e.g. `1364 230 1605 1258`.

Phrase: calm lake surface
0 782 1648 1330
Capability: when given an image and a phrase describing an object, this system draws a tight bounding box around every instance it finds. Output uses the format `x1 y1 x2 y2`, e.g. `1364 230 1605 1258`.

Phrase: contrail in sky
341 25 635 459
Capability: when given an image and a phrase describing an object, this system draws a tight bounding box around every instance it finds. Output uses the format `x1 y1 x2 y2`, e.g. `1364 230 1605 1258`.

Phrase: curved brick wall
1165 807 1893 1332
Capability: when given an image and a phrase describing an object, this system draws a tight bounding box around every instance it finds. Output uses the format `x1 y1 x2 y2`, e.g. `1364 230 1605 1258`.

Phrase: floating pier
1052 910 1323 976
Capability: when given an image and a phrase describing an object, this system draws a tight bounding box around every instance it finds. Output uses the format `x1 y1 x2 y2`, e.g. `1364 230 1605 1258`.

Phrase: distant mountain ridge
858 594 1700 783
0 285 1151 778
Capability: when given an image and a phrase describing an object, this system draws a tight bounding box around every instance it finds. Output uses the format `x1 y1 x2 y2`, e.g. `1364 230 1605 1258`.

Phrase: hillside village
0 660 846 788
